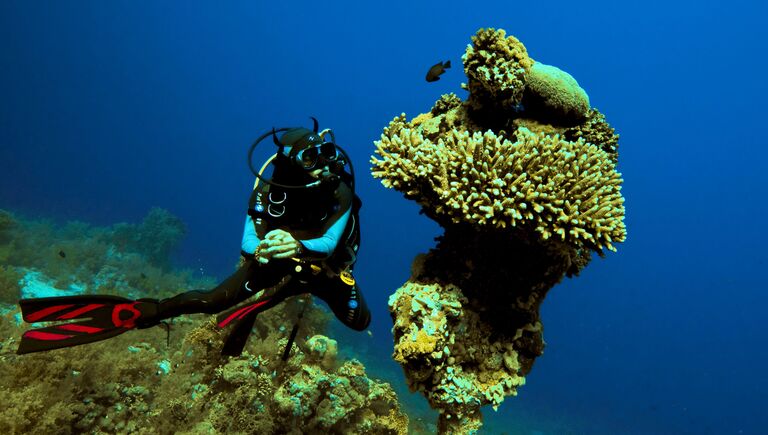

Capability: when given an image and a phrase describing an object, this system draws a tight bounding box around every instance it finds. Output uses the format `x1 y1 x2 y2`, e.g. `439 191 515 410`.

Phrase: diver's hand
258 230 303 261
254 243 271 264
254 230 281 264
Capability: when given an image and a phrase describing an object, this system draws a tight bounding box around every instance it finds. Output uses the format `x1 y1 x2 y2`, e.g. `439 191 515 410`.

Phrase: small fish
140 273 147 279
58 250 66 258
426 60 451 82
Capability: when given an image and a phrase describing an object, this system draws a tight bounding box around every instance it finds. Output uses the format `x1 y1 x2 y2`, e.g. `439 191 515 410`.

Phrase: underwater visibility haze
1 1 767 434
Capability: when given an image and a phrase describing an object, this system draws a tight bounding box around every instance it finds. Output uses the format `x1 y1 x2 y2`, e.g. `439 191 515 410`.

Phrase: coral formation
0 265 23 304
371 28 626 433
565 107 621 158
274 358 408 433
389 279 534 433
112 207 187 270
373 119 624 253
462 28 533 111
0 313 408 434
0 208 202 298
306 334 339 370
0 210 17 266
0 209 16 238
523 62 590 124
0 211 409 434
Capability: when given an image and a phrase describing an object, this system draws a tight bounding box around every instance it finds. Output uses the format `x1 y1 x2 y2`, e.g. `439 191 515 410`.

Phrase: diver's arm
262 182 354 260
298 180 354 259
241 215 261 255
299 208 351 258
262 208 350 260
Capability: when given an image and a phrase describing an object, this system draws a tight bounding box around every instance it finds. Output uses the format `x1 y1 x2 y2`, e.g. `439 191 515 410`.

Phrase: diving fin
17 295 159 355
220 309 259 357
217 298 275 357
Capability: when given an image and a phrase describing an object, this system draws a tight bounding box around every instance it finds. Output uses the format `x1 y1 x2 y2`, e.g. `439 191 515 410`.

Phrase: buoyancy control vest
246 176 362 272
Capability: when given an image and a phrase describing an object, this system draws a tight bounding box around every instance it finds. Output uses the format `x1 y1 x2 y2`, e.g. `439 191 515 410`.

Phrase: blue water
2 1 766 433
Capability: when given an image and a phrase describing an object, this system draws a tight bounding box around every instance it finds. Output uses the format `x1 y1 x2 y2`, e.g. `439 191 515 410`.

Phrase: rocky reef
0 209 408 434
371 28 626 433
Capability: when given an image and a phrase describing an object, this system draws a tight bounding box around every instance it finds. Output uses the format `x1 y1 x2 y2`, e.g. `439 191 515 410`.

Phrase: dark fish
426 60 451 82
58 250 66 258
140 273 147 279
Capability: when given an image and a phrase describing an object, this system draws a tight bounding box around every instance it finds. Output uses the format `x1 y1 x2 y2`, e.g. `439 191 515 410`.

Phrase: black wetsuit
145 179 370 331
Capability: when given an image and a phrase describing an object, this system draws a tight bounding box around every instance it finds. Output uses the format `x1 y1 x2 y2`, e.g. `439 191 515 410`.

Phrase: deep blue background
2 1 766 433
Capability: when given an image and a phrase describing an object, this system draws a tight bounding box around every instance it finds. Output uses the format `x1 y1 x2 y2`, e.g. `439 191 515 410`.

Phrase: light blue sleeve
300 208 351 258
241 215 261 254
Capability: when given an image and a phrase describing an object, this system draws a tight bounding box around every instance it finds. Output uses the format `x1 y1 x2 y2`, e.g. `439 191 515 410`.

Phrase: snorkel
247 118 355 191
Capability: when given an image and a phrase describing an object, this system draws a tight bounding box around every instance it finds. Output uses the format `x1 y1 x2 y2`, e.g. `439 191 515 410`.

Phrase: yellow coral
372 118 626 252
565 107 620 157
462 28 533 109
254 373 273 398
431 93 463 116
524 61 590 123
392 329 439 363
373 27 626 435
388 281 530 427
306 335 338 370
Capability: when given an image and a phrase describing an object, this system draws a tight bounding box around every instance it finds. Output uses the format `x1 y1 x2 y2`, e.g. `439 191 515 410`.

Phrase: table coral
371 28 626 433
373 117 624 253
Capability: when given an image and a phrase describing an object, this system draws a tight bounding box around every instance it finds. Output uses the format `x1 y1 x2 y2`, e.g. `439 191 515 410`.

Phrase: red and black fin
217 298 275 357
17 295 155 355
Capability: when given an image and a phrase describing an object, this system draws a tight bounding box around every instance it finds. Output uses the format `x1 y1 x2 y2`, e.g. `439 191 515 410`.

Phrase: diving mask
294 142 341 170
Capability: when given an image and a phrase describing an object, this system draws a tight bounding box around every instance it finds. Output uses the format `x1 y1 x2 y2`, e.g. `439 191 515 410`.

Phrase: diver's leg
137 259 288 327
310 273 371 331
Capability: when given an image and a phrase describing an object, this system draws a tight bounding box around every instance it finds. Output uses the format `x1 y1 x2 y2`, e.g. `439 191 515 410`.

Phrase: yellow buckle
340 271 355 285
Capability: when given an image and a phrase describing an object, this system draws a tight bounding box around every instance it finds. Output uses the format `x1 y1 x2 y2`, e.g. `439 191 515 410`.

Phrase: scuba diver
16 118 370 357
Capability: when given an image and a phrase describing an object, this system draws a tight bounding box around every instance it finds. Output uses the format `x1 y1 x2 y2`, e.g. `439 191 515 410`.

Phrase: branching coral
370 27 626 434
462 28 533 111
372 119 625 253
565 107 621 158
431 93 463 116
